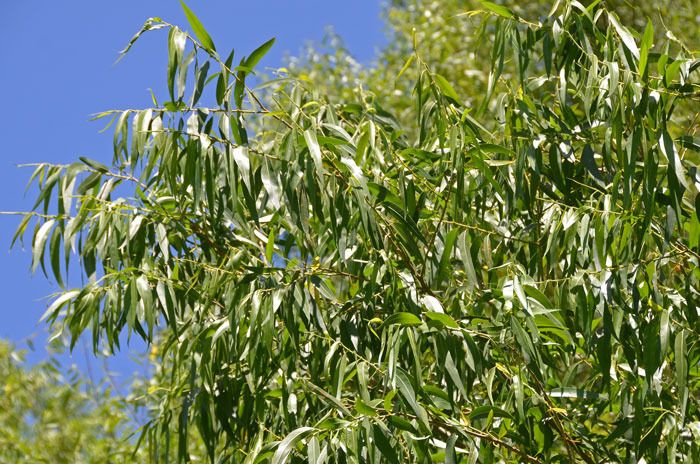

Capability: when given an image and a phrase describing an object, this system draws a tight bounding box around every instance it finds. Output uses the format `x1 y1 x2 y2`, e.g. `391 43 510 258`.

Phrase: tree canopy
12 0 700 462
0 339 144 463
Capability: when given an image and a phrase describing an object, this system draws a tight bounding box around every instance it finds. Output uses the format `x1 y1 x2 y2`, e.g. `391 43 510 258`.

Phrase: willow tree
14 1 700 462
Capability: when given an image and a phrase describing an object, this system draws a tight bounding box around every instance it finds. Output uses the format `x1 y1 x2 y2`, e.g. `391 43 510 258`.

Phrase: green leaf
179 0 216 52
215 49 235 106
317 417 350 430
609 12 639 59
271 427 314 464
422 295 443 313
665 59 685 86
444 352 467 397
41 290 79 324
355 399 378 416
233 56 247 110
638 19 653 77
373 424 400 464
303 130 326 187
434 73 462 106
511 316 538 365
677 135 700 152
49 225 63 289
445 433 458 464
167 28 186 101
675 330 688 422
177 50 195 101
233 146 251 191
479 0 514 18
395 368 430 433
395 55 414 87
543 32 552 76
381 312 422 328
32 220 55 275
458 231 478 291
192 60 210 106
163 100 184 112
136 275 154 339
242 431 266 464
388 415 417 433
512 275 531 316
307 382 352 416
266 228 275 264
523 285 553 309
11 213 32 249
468 405 514 421
582 144 606 189
437 228 459 286
245 38 275 71
660 130 688 190
425 312 459 329
115 19 166 65
79 156 109 173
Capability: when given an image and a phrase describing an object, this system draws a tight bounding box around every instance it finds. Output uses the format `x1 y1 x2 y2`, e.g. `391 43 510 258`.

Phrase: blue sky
0 1 385 376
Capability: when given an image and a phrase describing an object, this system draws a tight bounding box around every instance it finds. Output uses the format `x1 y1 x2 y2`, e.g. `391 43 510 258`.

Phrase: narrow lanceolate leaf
271 427 314 464
608 12 639 59
168 28 187 101
511 317 537 364
468 405 514 421
445 433 459 464
422 294 444 313
266 228 275 264
479 0 514 18
660 130 688 189
303 130 326 186
136 275 154 338
11 213 32 249
179 1 216 52
49 225 64 289
261 158 281 209
582 144 606 188
395 368 430 432
79 156 109 173
427 310 460 329
32 219 55 275
233 146 251 191
41 290 79 323
395 55 414 87
434 73 462 106
675 330 688 421
638 20 654 77
245 38 275 71
381 312 422 328
677 135 700 152
242 431 265 464
354 399 377 416
372 424 400 464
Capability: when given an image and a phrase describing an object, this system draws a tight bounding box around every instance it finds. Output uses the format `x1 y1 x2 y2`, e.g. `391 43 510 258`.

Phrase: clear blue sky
0 1 385 376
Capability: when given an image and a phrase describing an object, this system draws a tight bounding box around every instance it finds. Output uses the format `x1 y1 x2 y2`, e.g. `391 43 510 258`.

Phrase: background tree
12 0 700 462
0 339 145 463
290 0 700 130
0 336 209 462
